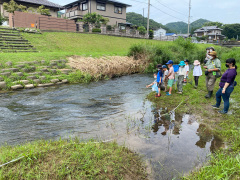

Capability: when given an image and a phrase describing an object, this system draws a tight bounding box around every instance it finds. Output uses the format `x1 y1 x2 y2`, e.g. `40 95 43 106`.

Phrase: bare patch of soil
67 56 149 78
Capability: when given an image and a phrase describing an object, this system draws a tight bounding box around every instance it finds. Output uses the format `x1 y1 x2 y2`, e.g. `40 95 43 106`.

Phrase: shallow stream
0 74 224 179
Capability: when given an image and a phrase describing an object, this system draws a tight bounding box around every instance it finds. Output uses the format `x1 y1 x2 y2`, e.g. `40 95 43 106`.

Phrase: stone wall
76 22 148 39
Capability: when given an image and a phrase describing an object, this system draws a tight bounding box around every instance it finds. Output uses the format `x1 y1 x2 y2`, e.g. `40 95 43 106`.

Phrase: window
97 3 105 11
114 7 122 14
82 3 88 11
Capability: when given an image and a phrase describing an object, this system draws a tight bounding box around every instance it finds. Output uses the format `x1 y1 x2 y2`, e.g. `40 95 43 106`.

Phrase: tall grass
128 37 232 72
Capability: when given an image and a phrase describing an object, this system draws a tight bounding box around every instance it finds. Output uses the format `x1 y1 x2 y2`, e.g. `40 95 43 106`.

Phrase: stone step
2 41 31 45
0 39 28 42
38 83 54 87
0 33 20 37
0 82 6 89
0 47 36 50
25 84 34 89
0 44 33 48
0 50 38 53
11 84 24 90
0 30 19 34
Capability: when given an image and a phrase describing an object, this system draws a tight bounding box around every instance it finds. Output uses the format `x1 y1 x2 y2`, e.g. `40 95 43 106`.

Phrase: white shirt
193 65 202 76
163 70 169 79
178 66 186 78
185 65 189 76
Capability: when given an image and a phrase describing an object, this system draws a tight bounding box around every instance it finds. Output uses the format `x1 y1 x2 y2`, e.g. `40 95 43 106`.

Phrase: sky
55 0 240 25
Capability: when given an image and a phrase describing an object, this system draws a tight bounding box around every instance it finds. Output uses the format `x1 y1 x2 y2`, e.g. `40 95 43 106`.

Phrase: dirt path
67 56 149 78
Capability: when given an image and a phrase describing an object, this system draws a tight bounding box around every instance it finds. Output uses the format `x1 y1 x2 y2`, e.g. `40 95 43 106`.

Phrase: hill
165 19 210 34
126 12 171 32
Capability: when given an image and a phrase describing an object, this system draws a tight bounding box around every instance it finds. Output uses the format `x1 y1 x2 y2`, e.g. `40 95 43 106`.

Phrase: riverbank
0 139 147 179
146 64 240 179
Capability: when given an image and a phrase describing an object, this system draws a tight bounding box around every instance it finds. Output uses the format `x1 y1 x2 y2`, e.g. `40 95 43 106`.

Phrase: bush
149 30 154 39
138 26 146 35
107 25 112 31
92 28 101 33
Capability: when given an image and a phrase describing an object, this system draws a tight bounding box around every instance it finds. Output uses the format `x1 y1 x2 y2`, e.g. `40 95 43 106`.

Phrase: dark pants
215 87 234 113
194 76 199 86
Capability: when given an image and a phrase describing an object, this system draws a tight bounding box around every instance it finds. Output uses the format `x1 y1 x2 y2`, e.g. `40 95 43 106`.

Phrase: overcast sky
55 0 240 25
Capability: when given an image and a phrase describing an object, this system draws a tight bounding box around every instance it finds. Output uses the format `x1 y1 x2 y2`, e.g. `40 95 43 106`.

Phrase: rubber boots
205 91 213 98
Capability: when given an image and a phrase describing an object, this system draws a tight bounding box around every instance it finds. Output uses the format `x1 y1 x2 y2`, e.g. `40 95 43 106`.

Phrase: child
146 73 158 90
162 65 169 92
155 64 163 97
184 59 189 83
166 60 174 96
177 61 186 94
193 60 202 88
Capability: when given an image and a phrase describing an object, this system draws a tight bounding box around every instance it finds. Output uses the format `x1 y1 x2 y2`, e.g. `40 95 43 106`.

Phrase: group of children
146 59 202 96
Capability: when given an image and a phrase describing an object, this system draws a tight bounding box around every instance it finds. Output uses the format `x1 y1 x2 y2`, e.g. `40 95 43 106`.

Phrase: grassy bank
0 139 147 179
145 64 240 179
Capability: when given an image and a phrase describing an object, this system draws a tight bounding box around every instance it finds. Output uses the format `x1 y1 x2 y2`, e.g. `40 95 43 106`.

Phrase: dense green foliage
165 19 210 34
203 21 224 27
128 37 231 72
92 28 101 33
126 12 170 31
137 26 146 35
222 24 240 39
83 13 109 26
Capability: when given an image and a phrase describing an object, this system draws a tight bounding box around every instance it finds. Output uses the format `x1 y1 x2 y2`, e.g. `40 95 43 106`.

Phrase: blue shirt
157 70 163 83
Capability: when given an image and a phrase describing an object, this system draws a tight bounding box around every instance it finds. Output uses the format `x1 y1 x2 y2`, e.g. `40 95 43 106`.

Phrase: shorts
168 79 174 87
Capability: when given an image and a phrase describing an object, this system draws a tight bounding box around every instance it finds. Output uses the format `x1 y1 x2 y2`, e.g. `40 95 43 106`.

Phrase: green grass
0 32 210 64
0 139 147 179
147 64 240 179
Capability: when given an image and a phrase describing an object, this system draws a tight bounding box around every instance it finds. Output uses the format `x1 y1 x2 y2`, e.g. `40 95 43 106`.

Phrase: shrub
92 28 101 33
138 26 146 35
149 30 154 39
107 25 112 31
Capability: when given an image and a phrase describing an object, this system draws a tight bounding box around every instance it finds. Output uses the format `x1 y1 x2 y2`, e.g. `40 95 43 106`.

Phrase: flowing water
0 74 224 179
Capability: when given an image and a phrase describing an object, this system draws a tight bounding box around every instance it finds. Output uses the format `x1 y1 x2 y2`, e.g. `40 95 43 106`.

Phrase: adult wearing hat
203 51 221 98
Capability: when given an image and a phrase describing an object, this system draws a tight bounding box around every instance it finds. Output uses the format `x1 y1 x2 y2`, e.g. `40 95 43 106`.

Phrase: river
0 74 224 179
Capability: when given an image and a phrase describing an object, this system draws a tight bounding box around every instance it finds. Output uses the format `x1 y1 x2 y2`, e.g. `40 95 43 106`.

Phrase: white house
154 28 166 40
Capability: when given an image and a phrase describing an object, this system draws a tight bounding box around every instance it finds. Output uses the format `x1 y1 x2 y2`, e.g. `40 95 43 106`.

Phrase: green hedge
92 28 101 33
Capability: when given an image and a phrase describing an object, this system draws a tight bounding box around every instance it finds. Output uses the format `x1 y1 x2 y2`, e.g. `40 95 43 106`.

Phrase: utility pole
187 0 191 36
143 8 144 26
147 0 150 38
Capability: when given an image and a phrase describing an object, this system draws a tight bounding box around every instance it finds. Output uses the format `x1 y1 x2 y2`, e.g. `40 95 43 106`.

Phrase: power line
154 0 188 17
151 4 187 22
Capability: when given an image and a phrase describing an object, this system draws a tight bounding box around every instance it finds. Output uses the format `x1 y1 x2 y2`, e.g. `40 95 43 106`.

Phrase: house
62 0 131 26
194 26 225 40
0 0 63 18
154 28 166 39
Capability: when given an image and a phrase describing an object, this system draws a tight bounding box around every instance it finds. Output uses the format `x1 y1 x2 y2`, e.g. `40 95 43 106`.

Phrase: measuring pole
187 0 191 36
147 0 150 38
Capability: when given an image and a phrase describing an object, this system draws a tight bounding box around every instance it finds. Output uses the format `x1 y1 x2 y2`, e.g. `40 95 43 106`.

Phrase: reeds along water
67 56 149 79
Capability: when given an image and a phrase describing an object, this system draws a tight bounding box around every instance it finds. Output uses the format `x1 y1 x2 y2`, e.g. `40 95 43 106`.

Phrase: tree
83 13 109 26
3 0 26 14
222 24 240 39
149 29 153 39
138 26 146 35
203 22 223 27
37 5 50 16
27 7 36 13
0 14 8 25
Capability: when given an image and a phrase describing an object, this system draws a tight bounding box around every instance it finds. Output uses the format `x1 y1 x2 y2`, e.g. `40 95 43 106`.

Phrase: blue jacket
157 70 163 83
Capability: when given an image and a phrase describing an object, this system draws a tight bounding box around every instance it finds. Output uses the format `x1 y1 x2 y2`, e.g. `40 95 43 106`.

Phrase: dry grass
67 56 149 79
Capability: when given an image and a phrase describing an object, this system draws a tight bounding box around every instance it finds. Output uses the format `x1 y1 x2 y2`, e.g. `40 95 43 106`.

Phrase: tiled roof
64 0 131 8
16 0 63 9
194 26 223 33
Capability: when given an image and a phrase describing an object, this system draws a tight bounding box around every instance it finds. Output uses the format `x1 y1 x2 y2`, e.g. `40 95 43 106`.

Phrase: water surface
0 74 224 179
